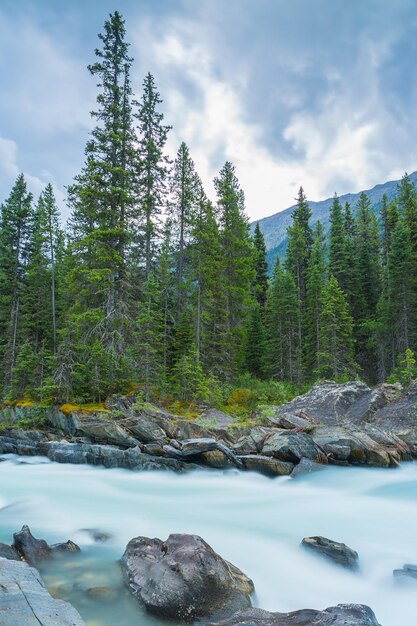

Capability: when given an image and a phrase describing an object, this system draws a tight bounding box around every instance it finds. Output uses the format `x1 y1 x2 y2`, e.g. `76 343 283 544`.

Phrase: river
0 455 416 625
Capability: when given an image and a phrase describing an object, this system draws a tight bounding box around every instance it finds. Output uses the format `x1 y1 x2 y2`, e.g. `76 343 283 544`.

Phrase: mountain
252 170 417 268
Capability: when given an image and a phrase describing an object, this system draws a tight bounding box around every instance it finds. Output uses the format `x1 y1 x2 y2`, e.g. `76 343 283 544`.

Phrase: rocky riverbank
0 526 383 626
1 380 416 476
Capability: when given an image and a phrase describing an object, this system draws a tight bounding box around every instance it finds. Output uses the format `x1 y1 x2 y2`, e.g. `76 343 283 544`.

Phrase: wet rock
86 586 120 601
201 449 234 469
120 533 254 620
0 556 86 625
163 438 243 468
262 430 327 464
301 536 359 570
280 381 388 424
312 426 391 467
205 604 381 626
13 525 52 565
45 441 195 472
232 427 276 455
239 455 294 477
291 457 326 478
12 525 80 566
0 543 21 560
393 563 417 581
79 528 112 543
50 540 81 556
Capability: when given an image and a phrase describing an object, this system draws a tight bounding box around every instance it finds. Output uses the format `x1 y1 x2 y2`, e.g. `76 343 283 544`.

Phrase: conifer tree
252 223 269 310
170 142 202 316
0 174 33 389
134 73 171 279
305 221 326 375
351 193 381 380
316 276 357 380
65 12 136 397
329 194 349 293
190 197 227 375
266 259 301 382
245 303 267 378
215 162 254 380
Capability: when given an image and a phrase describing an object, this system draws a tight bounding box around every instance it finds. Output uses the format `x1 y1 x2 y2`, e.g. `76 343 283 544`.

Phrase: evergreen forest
1 12 417 414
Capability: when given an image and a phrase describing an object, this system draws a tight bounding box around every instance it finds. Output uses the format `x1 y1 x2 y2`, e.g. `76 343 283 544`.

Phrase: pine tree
305 221 326 375
0 174 33 389
387 216 415 355
351 192 381 380
328 194 349 294
266 259 301 382
245 303 267 378
316 276 357 380
134 274 163 401
170 142 202 317
65 12 136 397
252 223 269 310
397 173 417 253
215 162 254 380
284 187 313 379
134 72 171 279
190 197 227 376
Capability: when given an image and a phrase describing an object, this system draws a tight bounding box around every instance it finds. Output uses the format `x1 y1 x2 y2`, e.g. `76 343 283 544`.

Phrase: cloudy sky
1 0 417 221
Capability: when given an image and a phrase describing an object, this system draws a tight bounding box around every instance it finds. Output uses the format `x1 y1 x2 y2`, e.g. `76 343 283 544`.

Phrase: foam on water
1 454 417 626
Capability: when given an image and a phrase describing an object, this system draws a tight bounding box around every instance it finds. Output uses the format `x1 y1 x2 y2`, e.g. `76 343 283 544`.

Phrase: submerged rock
0 556 86 625
291 457 326 478
120 533 254 620
204 604 381 626
393 563 417 581
301 536 359 570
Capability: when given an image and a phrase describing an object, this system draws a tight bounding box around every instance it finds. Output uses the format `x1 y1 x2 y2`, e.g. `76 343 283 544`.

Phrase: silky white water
1 456 417 626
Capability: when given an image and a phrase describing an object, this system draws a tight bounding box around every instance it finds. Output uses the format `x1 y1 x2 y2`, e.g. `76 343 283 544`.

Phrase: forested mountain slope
253 171 417 264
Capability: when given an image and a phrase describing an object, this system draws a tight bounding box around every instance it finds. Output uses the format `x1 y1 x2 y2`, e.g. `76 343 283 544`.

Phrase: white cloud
0 135 65 209
130 14 415 220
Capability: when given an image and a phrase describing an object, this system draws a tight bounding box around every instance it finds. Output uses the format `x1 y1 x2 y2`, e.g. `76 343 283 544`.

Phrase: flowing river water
0 455 417 626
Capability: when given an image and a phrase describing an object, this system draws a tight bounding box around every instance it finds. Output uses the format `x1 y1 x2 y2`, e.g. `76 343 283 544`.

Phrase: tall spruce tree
65 12 136 397
0 174 33 389
316 275 357 380
266 259 301 383
134 72 171 279
351 192 381 380
329 194 349 294
215 162 254 380
284 186 312 379
305 221 326 375
252 223 269 310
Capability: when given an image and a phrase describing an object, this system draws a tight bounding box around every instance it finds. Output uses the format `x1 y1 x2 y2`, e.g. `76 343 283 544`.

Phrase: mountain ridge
252 170 417 266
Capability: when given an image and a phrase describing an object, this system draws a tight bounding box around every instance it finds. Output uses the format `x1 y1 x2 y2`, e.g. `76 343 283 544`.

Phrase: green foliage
388 349 417 387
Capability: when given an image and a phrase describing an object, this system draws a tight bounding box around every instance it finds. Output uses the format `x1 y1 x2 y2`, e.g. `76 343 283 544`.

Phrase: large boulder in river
301 536 359 570
279 381 388 424
204 604 381 626
0 556 86 625
120 533 254 620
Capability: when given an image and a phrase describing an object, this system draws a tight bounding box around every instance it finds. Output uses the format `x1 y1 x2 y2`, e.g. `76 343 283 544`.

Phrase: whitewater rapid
0 455 416 626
